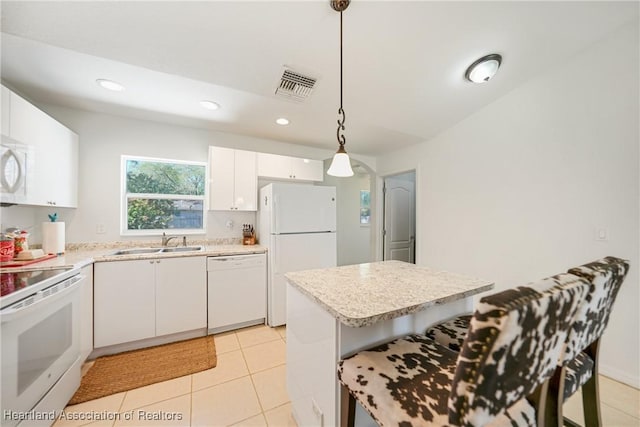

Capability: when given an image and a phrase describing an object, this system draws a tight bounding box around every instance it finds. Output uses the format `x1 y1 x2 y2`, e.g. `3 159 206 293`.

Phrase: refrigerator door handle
272 238 278 273
273 195 279 235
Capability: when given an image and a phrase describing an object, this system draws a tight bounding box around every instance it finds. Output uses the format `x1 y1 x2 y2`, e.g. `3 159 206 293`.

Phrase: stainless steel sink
109 248 163 256
160 246 204 253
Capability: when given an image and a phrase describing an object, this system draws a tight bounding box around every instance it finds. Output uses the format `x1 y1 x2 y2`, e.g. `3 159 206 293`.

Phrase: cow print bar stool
424 256 629 427
337 272 590 427
550 257 629 427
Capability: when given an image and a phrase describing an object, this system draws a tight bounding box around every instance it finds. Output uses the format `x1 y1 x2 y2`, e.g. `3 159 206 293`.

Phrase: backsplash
65 237 242 251
0 206 255 246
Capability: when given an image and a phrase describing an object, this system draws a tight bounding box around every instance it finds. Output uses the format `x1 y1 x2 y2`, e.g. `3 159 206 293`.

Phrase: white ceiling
1 1 637 156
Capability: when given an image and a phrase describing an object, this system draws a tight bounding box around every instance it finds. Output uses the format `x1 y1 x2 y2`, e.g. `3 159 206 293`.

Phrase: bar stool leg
582 341 602 427
340 384 356 427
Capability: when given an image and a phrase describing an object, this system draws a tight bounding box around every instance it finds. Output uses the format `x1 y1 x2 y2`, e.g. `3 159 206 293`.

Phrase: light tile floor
54 325 293 427
53 325 639 427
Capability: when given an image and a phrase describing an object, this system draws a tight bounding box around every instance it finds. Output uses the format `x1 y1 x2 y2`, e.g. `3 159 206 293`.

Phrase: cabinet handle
149 261 154 264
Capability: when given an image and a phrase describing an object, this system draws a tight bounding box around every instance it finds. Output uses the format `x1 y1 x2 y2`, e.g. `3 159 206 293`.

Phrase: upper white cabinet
209 146 257 211
2 85 78 207
257 152 323 182
1 86 9 137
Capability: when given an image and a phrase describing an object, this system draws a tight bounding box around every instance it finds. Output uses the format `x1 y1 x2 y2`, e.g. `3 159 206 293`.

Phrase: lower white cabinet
94 259 156 348
156 257 207 336
94 256 206 348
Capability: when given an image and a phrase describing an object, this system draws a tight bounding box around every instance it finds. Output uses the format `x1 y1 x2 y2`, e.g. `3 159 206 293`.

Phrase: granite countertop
285 260 494 328
0 244 267 272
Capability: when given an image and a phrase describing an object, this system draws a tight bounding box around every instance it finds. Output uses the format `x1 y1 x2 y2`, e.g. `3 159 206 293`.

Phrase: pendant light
327 0 354 177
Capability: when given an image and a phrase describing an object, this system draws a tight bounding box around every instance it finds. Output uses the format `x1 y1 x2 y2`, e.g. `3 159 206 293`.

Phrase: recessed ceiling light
96 79 125 92
276 118 290 126
465 54 502 83
200 100 220 110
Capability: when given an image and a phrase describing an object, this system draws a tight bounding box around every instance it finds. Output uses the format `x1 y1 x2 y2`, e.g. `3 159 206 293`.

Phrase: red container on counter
0 237 14 262
13 231 29 256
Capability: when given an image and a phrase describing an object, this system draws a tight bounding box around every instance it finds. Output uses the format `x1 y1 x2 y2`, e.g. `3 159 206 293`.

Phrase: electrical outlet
96 223 106 234
311 399 323 426
595 228 609 241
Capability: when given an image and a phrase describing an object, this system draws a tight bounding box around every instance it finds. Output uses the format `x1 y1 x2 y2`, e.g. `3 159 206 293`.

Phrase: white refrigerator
258 183 337 326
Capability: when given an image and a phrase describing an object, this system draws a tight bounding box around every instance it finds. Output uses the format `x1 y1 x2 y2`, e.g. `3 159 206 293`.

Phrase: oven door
1 274 82 419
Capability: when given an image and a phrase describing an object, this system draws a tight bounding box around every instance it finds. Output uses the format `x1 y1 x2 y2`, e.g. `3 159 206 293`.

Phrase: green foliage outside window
360 190 371 224
124 157 206 232
126 160 205 195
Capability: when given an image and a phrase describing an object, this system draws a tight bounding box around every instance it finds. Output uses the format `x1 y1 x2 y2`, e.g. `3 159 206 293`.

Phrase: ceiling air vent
275 69 317 101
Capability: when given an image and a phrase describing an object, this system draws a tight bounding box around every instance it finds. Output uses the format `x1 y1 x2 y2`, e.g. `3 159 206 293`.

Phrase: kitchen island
285 260 493 427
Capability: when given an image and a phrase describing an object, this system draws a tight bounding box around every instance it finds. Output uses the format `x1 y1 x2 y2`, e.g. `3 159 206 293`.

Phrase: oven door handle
0 274 84 323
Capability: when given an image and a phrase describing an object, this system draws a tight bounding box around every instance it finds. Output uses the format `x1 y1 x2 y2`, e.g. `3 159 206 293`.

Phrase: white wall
0 106 376 245
376 23 640 387
322 160 372 266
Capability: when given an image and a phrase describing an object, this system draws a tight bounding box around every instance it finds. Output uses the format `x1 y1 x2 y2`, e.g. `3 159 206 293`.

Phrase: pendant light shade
327 145 353 177
327 0 354 178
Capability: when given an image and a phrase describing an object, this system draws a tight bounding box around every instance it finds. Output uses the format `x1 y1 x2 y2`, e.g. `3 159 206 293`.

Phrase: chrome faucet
161 232 177 247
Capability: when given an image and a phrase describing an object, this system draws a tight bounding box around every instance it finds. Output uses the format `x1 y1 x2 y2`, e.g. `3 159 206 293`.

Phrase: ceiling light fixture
96 79 125 92
327 0 354 178
465 54 502 83
200 100 220 110
276 118 290 126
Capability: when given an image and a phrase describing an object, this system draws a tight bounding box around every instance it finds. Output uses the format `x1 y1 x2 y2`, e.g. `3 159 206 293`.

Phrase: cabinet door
234 149 257 211
47 122 79 207
94 260 156 347
209 146 235 210
1 86 9 136
8 91 78 207
256 152 290 180
30 110 62 206
290 158 324 181
156 256 207 336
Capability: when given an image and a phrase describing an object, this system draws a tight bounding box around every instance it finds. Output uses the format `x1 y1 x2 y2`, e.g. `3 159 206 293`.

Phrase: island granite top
285 260 494 328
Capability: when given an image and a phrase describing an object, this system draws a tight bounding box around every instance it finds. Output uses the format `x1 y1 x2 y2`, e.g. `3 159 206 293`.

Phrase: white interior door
383 175 415 263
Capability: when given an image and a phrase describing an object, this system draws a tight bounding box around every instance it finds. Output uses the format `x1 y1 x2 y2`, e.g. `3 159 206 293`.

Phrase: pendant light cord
336 9 346 147
340 9 343 110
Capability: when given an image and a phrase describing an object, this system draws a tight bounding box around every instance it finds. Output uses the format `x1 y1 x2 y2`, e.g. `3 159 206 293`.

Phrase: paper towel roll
42 222 65 254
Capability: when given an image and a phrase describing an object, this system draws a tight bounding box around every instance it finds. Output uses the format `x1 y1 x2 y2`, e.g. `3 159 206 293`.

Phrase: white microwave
1 135 32 205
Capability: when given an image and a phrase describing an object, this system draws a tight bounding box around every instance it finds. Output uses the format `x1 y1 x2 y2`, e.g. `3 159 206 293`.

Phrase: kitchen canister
42 222 65 254
0 234 15 261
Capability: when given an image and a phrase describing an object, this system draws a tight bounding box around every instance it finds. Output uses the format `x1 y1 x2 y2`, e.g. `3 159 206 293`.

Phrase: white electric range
1 266 85 427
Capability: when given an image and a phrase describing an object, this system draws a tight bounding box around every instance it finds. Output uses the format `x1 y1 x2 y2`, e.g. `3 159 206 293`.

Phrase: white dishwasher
207 253 267 334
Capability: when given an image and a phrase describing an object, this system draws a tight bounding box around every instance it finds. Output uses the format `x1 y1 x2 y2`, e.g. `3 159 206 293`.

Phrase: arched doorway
321 158 376 266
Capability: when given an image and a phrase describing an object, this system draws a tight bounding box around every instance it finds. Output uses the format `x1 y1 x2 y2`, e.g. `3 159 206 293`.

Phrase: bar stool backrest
448 273 590 427
563 256 630 362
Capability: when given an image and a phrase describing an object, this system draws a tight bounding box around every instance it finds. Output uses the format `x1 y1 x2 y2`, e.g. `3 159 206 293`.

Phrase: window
360 190 371 225
122 156 206 234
